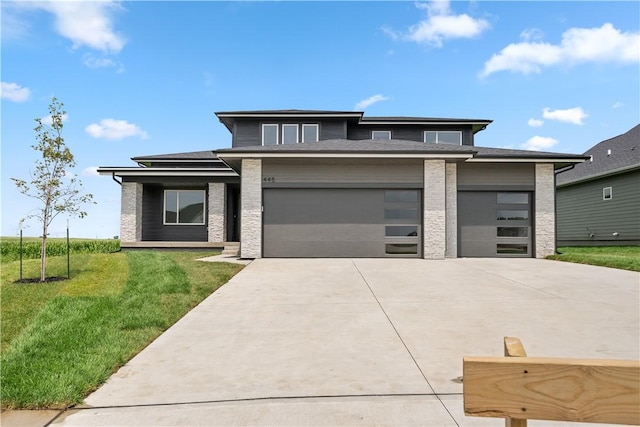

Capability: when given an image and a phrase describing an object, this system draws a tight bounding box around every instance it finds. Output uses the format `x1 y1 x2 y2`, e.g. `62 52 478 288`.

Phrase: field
1 237 120 263
0 239 243 409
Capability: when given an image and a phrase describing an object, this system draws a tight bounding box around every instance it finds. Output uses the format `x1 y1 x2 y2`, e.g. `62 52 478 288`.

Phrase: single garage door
458 191 532 257
263 188 421 258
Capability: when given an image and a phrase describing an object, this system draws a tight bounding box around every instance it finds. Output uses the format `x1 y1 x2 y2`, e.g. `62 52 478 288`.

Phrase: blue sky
2 1 639 238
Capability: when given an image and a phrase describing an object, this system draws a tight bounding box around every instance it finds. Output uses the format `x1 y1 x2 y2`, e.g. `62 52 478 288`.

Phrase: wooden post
504 337 527 427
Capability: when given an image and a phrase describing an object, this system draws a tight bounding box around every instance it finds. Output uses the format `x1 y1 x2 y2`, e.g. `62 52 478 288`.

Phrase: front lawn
0 251 243 409
547 246 640 272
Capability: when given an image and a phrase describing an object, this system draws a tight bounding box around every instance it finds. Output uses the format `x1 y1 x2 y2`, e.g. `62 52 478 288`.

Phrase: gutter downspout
111 172 122 186
553 164 576 254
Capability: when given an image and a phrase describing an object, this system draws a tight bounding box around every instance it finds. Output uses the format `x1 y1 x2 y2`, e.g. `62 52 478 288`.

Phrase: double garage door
263 188 422 258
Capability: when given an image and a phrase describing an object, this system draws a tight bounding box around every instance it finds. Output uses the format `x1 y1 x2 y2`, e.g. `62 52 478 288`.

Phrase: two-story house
98 109 586 259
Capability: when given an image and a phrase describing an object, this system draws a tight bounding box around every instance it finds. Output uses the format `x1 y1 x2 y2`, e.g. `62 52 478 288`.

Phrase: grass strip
547 246 640 272
0 251 242 409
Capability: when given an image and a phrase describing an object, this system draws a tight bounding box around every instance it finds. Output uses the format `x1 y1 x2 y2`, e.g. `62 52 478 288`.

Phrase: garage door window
385 225 418 237
497 227 528 237
497 210 528 220
385 208 419 221
386 243 418 255
385 190 418 203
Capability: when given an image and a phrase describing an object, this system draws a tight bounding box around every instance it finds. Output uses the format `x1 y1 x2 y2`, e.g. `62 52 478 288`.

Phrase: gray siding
458 163 535 189
262 158 423 186
232 119 347 147
348 125 474 145
557 170 640 245
232 120 261 147
141 185 207 242
320 120 347 140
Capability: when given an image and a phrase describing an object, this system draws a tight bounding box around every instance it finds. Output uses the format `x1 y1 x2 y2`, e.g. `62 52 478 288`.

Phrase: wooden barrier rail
463 337 640 426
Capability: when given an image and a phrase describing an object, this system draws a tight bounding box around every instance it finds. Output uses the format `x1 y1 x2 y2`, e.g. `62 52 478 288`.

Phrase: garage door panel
263 188 421 258
264 240 387 258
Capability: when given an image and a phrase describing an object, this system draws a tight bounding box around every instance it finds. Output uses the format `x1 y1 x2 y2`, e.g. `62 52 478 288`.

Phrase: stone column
208 182 226 243
423 160 446 259
535 163 556 258
445 162 458 258
121 182 142 242
240 159 262 259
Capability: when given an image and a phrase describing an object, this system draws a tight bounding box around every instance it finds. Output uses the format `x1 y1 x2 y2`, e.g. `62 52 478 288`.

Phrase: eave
557 164 640 187
97 167 238 177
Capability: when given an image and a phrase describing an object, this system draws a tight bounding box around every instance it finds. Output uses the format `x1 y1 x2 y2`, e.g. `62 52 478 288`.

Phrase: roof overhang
216 111 364 132
97 167 238 177
557 164 640 187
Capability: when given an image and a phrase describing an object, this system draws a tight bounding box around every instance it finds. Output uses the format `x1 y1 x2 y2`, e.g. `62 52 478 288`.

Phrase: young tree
11 97 94 282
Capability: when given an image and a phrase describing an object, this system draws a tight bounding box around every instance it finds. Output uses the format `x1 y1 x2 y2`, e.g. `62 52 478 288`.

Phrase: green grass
547 246 640 272
1 237 120 263
0 250 242 409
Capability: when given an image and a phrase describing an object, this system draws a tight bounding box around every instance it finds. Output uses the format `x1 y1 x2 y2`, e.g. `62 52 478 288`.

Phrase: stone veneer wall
535 163 556 258
121 182 142 242
208 182 226 243
445 162 457 258
423 160 446 259
240 159 262 258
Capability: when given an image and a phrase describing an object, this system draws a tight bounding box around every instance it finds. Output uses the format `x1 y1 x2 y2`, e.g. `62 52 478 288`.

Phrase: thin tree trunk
40 227 47 282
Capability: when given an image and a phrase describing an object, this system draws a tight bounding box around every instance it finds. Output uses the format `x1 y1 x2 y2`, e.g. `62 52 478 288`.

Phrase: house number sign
263 176 276 182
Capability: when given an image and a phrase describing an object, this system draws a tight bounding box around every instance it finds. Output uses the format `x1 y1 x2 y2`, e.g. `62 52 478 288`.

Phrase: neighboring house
556 124 640 246
98 109 586 259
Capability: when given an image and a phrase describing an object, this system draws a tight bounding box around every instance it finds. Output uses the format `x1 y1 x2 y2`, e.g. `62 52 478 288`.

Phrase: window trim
282 123 299 145
603 186 612 200
261 124 279 146
302 124 319 143
424 130 463 145
372 130 392 140
163 189 206 225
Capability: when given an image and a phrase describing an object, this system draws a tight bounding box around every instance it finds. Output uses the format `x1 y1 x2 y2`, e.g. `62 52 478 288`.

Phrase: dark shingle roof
217 139 586 160
556 124 640 186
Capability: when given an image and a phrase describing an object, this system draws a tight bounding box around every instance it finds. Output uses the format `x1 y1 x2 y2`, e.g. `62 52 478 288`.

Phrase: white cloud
482 23 640 77
612 101 624 109
522 136 558 151
82 166 100 177
542 107 588 125
355 94 390 110
85 119 149 140
83 54 124 73
1 82 31 102
38 1 126 53
384 0 490 47
528 118 544 127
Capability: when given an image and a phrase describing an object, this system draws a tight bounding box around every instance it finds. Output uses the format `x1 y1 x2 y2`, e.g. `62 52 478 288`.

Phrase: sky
1 0 639 238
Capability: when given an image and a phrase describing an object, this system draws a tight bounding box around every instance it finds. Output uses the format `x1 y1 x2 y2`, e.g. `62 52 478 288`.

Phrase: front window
164 190 205 225
302 124 319 142
424 131 462 145
262 124 278 146
603 187 612 200
372 130 391 140
282 124 299 145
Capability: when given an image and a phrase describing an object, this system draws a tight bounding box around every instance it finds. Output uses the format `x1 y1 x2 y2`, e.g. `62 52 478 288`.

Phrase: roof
556 124 640 186
216 139 586 172
214 109 492 133
131 150 219 162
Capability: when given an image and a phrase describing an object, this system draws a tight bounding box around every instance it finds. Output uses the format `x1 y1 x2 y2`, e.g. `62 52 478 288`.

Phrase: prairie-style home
98 110 586 259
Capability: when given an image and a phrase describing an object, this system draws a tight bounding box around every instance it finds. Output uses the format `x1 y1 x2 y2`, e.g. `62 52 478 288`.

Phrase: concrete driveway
50 258 639 426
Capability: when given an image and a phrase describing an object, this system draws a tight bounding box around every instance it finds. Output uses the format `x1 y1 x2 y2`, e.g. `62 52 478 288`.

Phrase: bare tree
11 97 94 282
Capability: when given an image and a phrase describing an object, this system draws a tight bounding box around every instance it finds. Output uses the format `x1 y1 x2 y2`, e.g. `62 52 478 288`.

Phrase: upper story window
282 124 298 145
372 130 391 140
262 124 279 146
424 131 462 145
603 187 612 200
164 190 205 225
262 123 318 145
302 124 319 142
